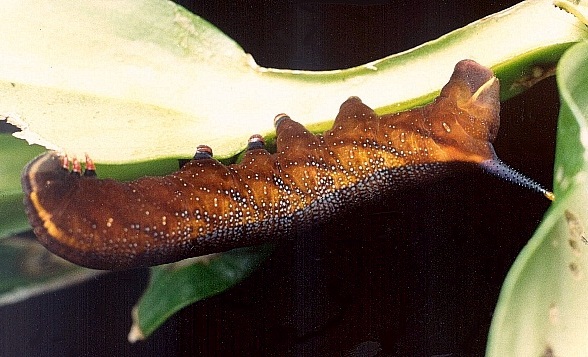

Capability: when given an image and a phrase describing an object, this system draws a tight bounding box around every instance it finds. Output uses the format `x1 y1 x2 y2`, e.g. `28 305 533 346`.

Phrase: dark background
0 1 557 356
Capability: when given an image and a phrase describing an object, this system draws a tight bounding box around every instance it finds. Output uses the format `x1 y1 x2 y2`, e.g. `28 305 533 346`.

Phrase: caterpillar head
426 59 500 165
430 60 553 200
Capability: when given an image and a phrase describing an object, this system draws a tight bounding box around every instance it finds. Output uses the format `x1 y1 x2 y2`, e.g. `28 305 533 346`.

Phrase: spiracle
21 60 552 270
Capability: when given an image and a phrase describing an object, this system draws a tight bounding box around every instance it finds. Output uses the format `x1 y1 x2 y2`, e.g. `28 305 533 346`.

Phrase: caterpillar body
21 60 552 270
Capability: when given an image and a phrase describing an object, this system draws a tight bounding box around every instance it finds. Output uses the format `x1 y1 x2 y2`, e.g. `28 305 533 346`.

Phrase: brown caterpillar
21 60 553 270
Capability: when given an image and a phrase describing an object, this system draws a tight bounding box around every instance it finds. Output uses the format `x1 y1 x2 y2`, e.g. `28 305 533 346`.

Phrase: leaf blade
0 235 101 305
129 245 273 341
487 40 588 356
1 0 586 163
0 134 44 236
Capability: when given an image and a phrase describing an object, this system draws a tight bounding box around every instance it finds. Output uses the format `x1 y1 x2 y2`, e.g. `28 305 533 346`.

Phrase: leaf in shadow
128 245 273 342
0 235 101 305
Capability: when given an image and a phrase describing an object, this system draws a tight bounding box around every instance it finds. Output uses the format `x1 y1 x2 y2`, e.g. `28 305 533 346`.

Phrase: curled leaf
487 40 588 356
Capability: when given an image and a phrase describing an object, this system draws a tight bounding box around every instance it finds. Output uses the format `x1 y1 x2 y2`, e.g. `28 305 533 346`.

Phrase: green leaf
1 0 586 163
0 134 44 236
128 245 273 342
0 235 100 305
487 40 588 356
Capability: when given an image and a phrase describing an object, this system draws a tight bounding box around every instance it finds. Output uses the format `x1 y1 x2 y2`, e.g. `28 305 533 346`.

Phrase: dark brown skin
21 60 548 270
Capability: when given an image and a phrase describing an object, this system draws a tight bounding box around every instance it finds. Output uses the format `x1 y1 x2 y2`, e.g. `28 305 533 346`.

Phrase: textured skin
22 60 502 270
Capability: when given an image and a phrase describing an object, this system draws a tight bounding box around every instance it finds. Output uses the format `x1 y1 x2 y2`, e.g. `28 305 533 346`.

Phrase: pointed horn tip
544 190 555 201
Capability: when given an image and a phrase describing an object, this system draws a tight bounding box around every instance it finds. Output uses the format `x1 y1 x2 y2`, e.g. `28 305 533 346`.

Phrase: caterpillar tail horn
480 158 554 201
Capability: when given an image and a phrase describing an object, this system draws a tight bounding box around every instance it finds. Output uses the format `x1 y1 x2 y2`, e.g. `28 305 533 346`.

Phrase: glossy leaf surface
487 40 588 356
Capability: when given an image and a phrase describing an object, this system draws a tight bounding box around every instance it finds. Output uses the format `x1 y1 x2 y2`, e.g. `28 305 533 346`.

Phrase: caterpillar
21 60 553 270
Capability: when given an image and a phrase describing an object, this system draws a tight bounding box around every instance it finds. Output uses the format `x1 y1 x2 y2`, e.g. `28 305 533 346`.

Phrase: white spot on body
442 122 451 133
